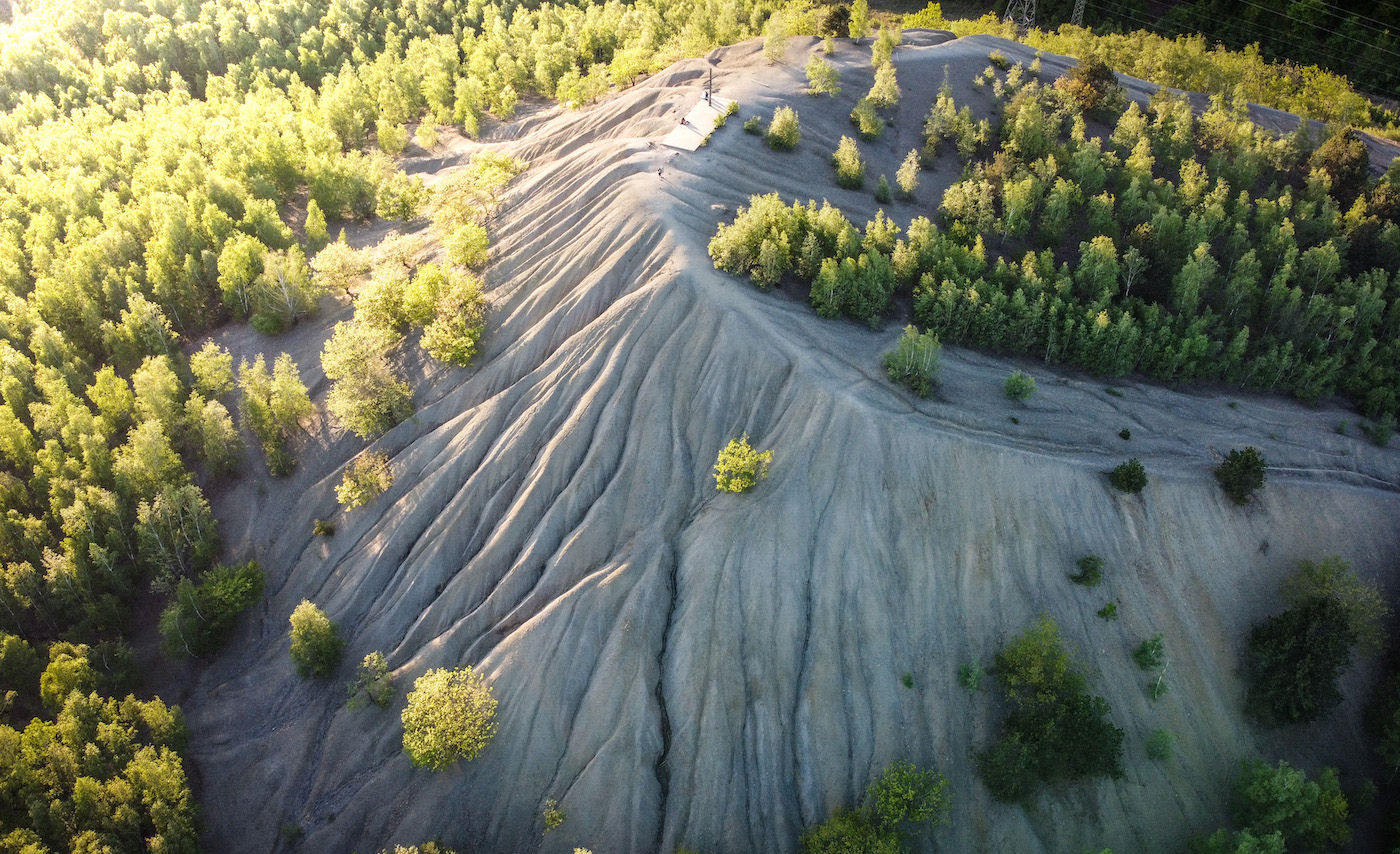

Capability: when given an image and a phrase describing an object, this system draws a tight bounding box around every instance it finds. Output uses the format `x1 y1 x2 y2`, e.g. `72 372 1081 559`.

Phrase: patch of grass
1132 634 1165 670
1104 386 1123 397
902 672 914 689
744 115 762 134
958 662 985 692
1336 421 1348 435
1145 728 1176 761
1097 601 1118 621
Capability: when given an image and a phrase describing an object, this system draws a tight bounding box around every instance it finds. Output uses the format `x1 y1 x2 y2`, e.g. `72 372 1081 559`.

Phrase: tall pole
1071 0 1085 27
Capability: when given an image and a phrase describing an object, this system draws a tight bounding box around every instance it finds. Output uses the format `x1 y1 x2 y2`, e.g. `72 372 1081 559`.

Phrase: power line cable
1081 0 1400 87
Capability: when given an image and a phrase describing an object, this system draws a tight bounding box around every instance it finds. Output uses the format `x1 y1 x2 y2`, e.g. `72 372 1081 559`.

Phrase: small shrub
896 149 920 198
850 99 882 140
866 62 900 108
875 174 892 204
901 672 913 689
1003 370 1035 401
543 799 565 832
1109 458 1147 493
988 50 1010 70
347 651 395 709
313 519 335 536
1097 601 1118 621
1361 413 1395 446
883 326 941 397
1071 555 1103 587
744 115 762 134
867 760 951 830
766 106 800 151
714 435 773 493
1150 673 1169 700
1119 428 1131 440
725 100 739 117
1145 728 1176 761
337 451 394 509
289 600 344 679
958 661 985 692
1104 386 1123 397
1133 634 1166 670
833 136 865 189
805 54 841 96
1215 446 1266 505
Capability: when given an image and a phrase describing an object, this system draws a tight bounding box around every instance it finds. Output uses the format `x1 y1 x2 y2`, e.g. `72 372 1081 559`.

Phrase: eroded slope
183 35 1400 854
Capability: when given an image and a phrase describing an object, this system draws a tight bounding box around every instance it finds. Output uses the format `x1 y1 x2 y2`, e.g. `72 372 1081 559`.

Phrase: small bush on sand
766 106 801 151
714 435 773 493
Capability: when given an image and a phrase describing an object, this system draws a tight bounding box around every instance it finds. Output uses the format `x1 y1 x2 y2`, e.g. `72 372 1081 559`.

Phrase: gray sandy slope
181 34 1400 854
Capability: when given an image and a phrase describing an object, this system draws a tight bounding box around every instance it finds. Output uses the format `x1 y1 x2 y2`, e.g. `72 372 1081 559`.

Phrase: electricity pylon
1003 0 1035 32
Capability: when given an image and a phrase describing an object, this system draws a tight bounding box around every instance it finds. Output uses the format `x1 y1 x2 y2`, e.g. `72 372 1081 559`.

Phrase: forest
712 53 1400 428
0 0 1397 850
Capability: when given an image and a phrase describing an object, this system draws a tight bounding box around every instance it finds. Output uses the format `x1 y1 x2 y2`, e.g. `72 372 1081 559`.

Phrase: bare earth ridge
180 33 1400 854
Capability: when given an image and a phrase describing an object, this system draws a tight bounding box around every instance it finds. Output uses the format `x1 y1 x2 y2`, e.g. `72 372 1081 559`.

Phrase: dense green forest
713 56 1400 426
1028 0 1400 108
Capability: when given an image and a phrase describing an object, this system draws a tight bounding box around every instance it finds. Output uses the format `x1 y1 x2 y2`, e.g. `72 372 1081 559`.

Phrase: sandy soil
176 34 1400 854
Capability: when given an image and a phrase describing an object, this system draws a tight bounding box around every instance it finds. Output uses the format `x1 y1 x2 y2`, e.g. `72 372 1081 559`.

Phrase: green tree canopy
401 666 498 770
289 600 344 680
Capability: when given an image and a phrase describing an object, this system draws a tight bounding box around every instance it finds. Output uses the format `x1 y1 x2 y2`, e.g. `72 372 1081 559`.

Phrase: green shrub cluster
348 651 396 709
1245 596 1355 726
159 562 265 658
832 136 866 189
800 761 951 854
337 452 395 509
1109 458 1147 493
1003 370 1036 401
289 600 345 680
1215 447 1266 505
883 326 942 397
1070 555 1103 586
766 106 801 151
1190 760 1350 852
401 666 498 770
976 617 1124 802
714 435 773 493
